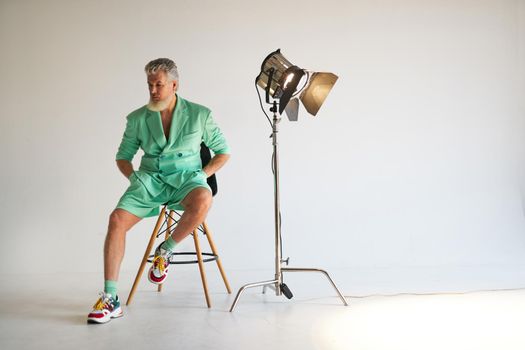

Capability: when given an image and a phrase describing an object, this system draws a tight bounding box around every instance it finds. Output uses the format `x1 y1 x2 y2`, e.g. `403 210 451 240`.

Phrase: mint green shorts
115 170 210 218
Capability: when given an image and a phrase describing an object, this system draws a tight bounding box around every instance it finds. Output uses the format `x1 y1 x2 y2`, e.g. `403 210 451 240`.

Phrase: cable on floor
345 287 525 299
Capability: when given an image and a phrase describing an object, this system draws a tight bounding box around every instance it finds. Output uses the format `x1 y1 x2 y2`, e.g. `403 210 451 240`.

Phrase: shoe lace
153 255 166 274
93 297 109 310
93 292 112 310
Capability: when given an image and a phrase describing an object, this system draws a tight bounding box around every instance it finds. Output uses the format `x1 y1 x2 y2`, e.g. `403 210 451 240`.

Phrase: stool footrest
147 252 218 265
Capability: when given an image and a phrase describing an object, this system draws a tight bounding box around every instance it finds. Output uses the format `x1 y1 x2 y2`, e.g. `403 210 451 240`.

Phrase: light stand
229 99 348 312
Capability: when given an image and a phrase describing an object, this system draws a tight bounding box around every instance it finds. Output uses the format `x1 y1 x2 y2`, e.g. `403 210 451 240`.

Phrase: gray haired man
88 58 230 324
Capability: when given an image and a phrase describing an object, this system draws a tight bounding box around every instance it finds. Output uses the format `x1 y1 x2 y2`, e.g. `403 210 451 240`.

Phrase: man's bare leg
148 187 212 284
88 209 142 323
170 187 212 242
104 208 142 282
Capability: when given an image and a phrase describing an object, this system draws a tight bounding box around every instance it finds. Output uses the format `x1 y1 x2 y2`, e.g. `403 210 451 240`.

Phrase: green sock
104 280 118 298
161 236 178 252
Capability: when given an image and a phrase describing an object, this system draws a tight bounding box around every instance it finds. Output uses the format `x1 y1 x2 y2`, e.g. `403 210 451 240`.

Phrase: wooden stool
126 205 232 307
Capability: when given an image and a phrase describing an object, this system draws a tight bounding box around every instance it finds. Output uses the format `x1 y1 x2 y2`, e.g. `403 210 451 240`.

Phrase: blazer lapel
167 97 190 147
146 109 167 149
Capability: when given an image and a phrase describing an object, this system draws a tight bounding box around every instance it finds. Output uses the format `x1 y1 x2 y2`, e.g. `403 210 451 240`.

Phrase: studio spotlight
255 49 338 121
230 49 347 312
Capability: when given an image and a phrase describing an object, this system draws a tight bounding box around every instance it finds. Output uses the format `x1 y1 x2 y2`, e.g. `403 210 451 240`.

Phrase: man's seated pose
88 58 230 324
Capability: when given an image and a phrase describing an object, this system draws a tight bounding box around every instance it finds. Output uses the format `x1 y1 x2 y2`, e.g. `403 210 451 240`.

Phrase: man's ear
172 80 178 92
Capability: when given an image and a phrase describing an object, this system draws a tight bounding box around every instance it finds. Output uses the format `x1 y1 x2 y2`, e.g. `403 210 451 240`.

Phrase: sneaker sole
87 308 123 324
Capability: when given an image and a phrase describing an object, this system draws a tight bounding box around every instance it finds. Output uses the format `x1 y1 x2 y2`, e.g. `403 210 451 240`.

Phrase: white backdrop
0 0 524 291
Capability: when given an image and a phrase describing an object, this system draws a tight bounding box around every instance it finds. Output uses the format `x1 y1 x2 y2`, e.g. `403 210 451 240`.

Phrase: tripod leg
229 279 279 312
282 267 349 306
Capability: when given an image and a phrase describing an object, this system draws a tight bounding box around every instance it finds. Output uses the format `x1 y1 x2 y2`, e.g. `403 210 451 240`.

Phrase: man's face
147 71 177 103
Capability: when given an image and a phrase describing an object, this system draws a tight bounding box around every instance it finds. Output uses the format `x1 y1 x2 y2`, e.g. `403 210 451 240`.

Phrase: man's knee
183 188 212 214
108 209 138 233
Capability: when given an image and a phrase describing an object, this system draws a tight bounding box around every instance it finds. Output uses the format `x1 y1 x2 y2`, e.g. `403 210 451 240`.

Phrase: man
87 58 230 324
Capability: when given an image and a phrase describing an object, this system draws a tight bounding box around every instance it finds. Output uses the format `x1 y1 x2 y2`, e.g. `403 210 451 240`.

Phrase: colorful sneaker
148 242 173 285
87 292 123 324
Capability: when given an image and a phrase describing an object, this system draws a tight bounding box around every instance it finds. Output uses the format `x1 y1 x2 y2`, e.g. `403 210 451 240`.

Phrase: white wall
0 0 524 289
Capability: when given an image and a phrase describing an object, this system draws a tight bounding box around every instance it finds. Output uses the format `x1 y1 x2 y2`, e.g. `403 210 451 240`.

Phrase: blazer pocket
182 130 200 139
182 131 202 145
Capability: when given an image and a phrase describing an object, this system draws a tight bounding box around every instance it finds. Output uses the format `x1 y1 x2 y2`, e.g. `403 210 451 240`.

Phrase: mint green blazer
115 95 229 196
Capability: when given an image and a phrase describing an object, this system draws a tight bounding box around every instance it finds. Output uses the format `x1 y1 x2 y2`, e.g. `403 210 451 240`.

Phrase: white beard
147 94 175 112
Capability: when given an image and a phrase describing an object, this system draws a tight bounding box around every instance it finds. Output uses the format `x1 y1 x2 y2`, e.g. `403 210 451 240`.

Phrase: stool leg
192 228 211 308
126 206 166 306
158 210 174 293
202 221 232 294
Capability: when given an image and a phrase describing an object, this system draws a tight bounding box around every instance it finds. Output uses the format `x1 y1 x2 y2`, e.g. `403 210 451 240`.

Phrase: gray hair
144 58 179 81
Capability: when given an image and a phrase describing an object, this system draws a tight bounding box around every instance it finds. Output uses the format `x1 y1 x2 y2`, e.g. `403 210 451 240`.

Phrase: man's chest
161 116 172 139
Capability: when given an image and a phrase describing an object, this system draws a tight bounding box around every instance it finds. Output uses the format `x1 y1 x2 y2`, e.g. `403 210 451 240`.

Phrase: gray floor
1 269 524 350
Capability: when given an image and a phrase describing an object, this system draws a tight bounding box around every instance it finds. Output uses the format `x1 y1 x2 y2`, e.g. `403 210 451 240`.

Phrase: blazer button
159 155 164 159
159 170 163 174
177 153 183 157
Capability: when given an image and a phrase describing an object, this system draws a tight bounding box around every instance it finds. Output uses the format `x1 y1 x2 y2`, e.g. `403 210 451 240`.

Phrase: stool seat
126 205 231 307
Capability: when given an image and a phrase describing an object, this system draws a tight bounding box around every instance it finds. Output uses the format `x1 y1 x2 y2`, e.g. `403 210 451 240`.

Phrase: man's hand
116 159 134 179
